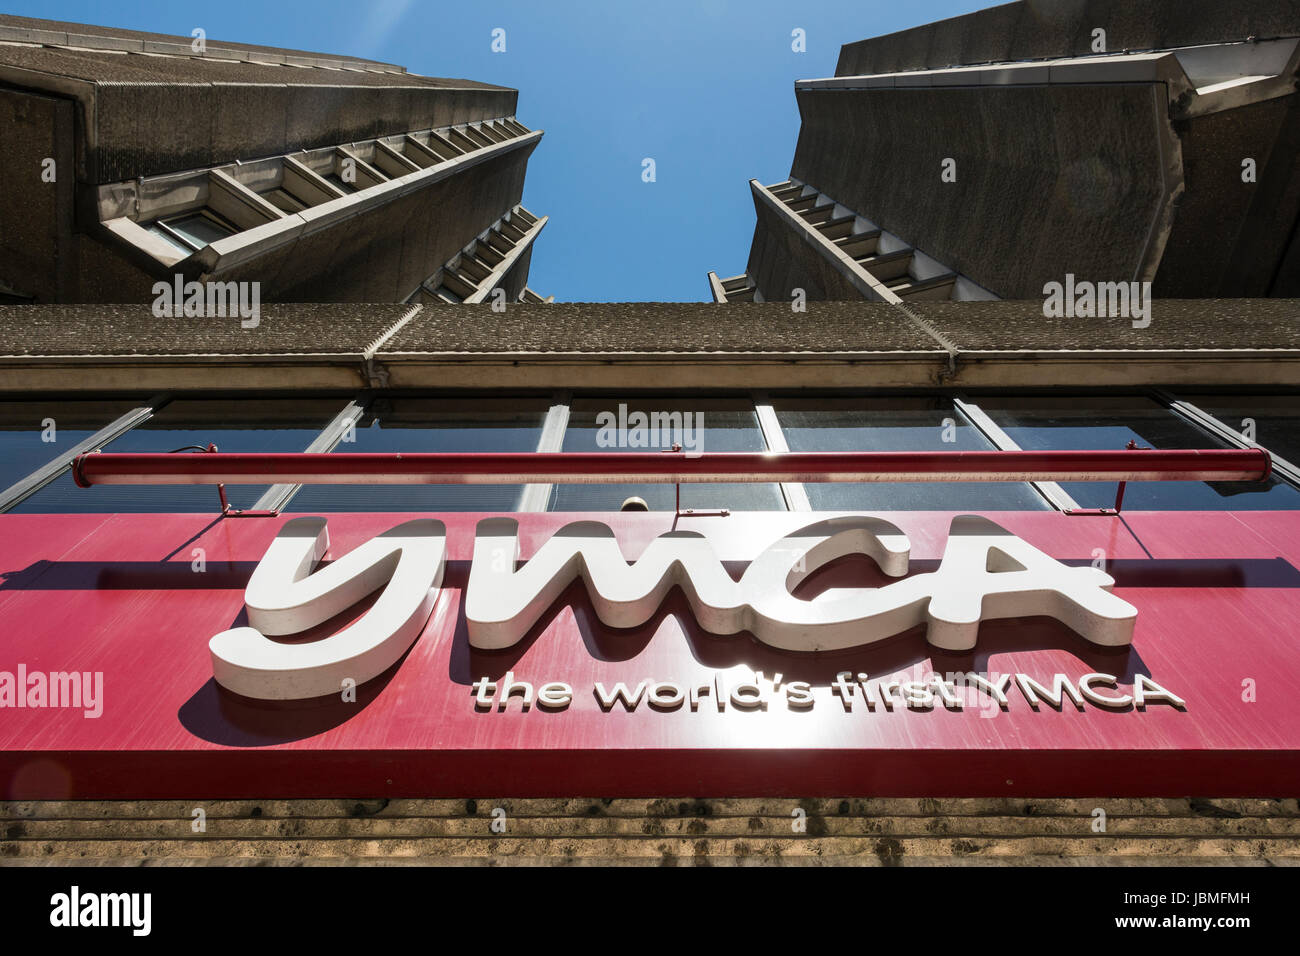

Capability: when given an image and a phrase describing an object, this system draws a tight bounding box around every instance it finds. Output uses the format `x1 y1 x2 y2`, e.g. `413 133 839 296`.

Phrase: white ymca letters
210 515 1137 700
209 517 445 700
467 515 1135 653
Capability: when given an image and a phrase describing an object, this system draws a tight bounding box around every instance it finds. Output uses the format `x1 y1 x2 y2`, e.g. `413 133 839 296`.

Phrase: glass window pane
977 394 1300 510
0 399 142 504
773 396 1047 511
14 398 346 513
550 398 784 512
1177 394 1300 469
162 211 236 249
287 397 549 513
146 222 197 256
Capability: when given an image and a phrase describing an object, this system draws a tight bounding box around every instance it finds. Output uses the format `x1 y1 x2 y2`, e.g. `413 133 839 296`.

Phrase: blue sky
17 0 990 301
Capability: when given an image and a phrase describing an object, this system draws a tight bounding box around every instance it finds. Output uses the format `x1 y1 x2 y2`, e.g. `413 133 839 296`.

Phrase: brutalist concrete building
0 15 548 306
710 0 1300 303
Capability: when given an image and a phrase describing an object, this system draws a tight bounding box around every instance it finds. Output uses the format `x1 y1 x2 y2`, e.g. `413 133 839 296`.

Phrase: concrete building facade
711 0 1300 303
0 15 548 305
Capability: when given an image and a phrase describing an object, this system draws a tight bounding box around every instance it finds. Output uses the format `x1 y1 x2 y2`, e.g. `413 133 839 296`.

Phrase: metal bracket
168 443 240 516
664 444 730 517
1065 440 1144 516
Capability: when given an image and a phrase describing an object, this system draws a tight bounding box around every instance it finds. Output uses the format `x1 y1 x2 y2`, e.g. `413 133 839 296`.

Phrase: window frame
150 208 241 253
3 387 1297 516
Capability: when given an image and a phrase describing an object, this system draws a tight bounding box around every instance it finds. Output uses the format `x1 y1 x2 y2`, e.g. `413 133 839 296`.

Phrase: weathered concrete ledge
3 798 1297 866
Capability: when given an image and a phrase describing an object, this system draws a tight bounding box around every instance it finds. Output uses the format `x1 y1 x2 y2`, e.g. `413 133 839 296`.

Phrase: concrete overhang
99 129 543 279
750 180 899 303
0 353 371 391
799 38 1300 118
0 17 406 71
0 46 518 185
5 348 1299 393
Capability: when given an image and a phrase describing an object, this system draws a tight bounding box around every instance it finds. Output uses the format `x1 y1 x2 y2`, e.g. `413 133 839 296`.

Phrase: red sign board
1 510 1298 798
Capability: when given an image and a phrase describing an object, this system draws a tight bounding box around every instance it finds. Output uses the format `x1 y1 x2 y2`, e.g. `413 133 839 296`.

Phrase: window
286 397 550 513
976 394 1300 510
146 209 239 254
145 223 194 258
0 399 142 507
1177 393 1300 467
262 187 311 214
321 172 359 194
12 398 346 514
772 396 1047 511
549 397 784 512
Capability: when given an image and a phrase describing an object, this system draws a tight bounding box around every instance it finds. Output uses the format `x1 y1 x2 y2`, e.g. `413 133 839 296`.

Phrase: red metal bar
71 448 1272 487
